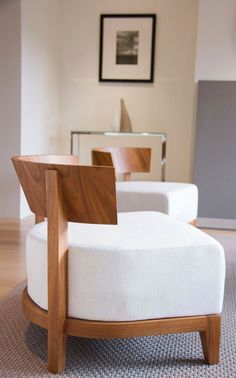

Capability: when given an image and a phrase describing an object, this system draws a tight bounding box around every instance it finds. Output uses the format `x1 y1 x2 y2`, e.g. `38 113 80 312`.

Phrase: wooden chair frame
12 155 220 373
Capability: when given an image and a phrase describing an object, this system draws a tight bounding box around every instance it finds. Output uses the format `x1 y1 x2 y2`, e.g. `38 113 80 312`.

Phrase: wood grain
46 170 68 373
12 155 117 225
92 147 151 178
65 314 208 339
200 315 221 364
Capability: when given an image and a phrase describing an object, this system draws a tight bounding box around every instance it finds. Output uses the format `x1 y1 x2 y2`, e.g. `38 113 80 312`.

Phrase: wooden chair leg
200 315 221 364
46 170 68 373
48 328 67 373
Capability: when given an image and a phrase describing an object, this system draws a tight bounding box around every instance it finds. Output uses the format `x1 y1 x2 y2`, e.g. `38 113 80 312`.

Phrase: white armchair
12 155 224 374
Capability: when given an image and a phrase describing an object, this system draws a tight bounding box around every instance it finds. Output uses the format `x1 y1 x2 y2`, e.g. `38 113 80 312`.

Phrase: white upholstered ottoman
116 182 198 223
27 212 225 322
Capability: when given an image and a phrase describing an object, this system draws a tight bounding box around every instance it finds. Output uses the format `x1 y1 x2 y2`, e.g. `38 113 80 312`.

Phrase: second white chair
92 147 198 224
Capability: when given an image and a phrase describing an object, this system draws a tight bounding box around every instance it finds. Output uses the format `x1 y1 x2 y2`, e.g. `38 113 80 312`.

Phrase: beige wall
21 0 61 217
195 0 236 80
0 0 21 218
0 0 61 219
60 0 198 182
21 0 61 155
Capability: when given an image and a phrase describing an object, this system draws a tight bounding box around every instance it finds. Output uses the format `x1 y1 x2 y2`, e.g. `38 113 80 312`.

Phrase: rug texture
0 231 236 377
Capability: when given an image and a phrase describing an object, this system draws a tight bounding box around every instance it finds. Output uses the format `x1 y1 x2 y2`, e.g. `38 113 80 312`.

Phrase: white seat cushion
26 212 225 322
116 181 198 223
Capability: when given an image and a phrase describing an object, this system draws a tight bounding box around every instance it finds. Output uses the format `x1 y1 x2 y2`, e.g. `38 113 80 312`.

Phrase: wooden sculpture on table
120 98 133 132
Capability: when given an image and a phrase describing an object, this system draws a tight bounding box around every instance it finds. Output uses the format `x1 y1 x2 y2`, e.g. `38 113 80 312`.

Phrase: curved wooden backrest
92 147 151 176
12 155 117 224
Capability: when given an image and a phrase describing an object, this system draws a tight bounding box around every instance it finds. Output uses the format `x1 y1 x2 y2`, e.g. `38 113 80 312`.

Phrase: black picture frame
99 14 156 83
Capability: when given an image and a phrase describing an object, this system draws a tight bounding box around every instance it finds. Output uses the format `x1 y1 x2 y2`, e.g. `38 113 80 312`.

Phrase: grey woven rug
0 231 236 377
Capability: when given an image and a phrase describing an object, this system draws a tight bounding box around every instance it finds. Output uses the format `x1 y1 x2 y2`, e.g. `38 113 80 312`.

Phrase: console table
71 131 167 181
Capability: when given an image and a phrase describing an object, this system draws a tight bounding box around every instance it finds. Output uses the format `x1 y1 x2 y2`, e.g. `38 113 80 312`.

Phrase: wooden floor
0 216 34 299
0 217 235 300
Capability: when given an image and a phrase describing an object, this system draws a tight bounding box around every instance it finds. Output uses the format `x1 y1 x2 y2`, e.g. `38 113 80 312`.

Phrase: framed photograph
99 14 156 83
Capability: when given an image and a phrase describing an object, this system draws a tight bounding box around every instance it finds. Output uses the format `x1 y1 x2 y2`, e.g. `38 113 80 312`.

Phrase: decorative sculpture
120 98 133 132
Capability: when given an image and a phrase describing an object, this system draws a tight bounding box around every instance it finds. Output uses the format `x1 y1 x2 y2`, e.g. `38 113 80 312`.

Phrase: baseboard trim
197 217 236 230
